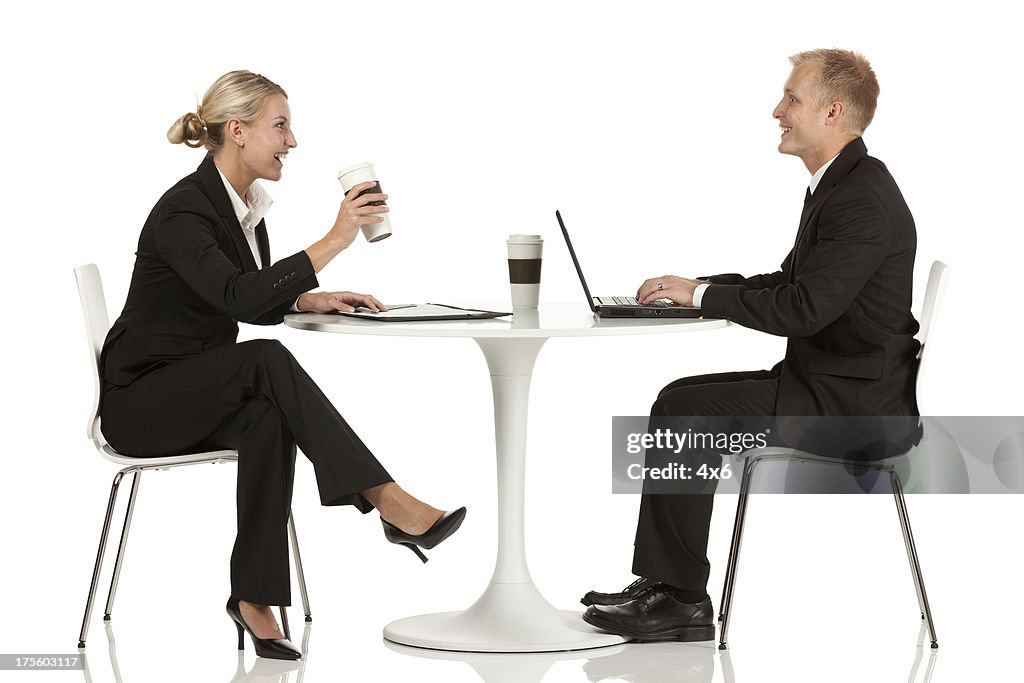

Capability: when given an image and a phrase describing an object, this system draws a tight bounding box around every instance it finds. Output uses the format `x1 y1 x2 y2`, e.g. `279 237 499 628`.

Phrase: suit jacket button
273 283 280 290
290 272 297 278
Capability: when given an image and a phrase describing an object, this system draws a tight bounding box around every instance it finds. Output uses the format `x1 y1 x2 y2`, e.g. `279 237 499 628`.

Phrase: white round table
284 303 728 652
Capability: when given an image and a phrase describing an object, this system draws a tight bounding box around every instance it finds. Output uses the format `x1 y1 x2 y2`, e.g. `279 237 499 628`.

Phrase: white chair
75 263 312 649
717 260 950 651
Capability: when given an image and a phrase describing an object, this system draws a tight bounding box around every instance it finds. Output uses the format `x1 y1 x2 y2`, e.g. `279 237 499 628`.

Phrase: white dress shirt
215 166 273 269
808 152 840 195
691 152 842 308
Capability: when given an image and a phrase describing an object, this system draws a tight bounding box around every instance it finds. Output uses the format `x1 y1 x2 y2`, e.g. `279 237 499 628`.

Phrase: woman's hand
305 181 389 273
328 181 389 250
636 275 705 306
297 291 387 313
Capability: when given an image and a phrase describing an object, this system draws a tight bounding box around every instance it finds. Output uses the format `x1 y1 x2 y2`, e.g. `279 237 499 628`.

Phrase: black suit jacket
701 138 920 448
101 155 319 387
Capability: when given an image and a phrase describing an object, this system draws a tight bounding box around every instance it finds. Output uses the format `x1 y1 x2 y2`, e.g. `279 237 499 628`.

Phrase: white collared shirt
809 152 841 195
692 151 844 308
214 164 303 312
215 165 273 269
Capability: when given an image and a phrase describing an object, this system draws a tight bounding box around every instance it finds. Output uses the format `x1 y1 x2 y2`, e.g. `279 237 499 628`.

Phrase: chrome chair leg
889 467 926 616
889 468 938 648
718 497 741 623
104 470 141 620
279 508 313 641
718 455 760 651
78 459 316 649
79 471 126 648
718 459 741 623
289 511 312 622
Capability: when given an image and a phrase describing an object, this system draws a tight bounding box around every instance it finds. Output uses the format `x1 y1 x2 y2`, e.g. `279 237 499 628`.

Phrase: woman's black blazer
101 154 319 387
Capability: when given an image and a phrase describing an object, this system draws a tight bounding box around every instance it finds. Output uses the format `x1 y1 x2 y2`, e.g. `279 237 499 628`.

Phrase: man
581 49 921 641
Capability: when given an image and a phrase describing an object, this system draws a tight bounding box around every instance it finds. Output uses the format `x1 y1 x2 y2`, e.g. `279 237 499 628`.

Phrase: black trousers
100 339 393 606
631 369 779 595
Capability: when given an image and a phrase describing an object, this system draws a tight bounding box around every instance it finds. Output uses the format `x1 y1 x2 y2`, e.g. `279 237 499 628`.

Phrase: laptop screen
556 210 598 312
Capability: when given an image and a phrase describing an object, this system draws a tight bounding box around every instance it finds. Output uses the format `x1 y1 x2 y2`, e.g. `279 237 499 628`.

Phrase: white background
1 1 1021 681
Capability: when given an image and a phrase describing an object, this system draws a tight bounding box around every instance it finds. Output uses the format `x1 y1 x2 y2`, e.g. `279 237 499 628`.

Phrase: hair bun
167 111 208 148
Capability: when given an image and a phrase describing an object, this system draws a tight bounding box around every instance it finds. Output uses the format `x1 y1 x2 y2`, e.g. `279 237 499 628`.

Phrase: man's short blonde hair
790 49 879 136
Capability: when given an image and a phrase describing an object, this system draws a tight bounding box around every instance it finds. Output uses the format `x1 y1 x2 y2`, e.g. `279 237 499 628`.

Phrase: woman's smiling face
238 94 297 182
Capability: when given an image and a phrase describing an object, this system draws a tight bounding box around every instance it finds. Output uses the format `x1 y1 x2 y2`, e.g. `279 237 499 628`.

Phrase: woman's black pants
101 339 393 606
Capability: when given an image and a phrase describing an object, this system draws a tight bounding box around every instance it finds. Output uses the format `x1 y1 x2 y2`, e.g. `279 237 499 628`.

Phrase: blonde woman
99 71 465 660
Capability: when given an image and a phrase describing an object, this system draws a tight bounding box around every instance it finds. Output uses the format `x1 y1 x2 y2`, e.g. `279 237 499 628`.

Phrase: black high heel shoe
226 597 301 661
381 507 467 563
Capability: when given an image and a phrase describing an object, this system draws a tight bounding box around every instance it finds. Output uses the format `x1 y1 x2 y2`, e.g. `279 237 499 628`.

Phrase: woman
99 70 465 660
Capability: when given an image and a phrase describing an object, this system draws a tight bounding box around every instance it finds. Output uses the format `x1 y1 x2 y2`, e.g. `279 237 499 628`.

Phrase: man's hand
297 291 387 313
636 275 707 306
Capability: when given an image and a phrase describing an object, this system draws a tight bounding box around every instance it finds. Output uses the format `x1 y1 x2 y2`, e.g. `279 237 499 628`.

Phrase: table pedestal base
383 581 627 653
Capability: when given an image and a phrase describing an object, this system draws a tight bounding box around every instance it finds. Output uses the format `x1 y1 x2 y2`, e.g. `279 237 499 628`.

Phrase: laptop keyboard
608 296 670 307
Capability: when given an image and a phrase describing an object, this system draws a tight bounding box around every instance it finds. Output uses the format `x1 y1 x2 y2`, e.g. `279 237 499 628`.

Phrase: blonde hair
167 70 287 151
789 49 879 135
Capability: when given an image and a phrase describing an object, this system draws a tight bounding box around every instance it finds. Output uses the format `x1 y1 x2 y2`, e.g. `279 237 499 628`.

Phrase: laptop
556 210 702 318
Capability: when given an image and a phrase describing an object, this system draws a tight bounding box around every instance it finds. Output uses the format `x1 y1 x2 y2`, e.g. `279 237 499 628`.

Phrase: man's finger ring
657 282 664 290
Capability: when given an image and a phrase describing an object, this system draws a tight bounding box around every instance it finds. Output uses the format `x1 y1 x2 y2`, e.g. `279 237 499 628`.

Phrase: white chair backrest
914 260 950 399
916 261 950 361
74 264 110 446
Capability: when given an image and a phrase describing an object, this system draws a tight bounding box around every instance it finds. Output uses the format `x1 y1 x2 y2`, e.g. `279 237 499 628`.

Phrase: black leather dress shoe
581 576 659 607
582 585 715 642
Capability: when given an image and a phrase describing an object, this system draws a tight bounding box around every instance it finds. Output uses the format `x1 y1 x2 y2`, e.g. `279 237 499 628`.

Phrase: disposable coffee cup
507 234 543 308
337 162 392 243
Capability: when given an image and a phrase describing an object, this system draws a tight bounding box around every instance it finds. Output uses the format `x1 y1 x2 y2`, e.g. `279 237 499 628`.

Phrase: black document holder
332 303 512 322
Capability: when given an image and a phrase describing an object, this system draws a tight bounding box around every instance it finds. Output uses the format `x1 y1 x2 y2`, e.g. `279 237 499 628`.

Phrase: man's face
773 62 830 163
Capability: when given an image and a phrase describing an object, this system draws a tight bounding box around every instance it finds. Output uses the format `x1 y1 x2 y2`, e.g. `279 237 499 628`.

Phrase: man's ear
825 101 846 128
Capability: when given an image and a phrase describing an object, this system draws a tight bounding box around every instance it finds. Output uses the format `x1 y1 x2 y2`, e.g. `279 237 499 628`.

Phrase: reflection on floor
81 621 313 683
79 619 938 682
386 639 725 683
